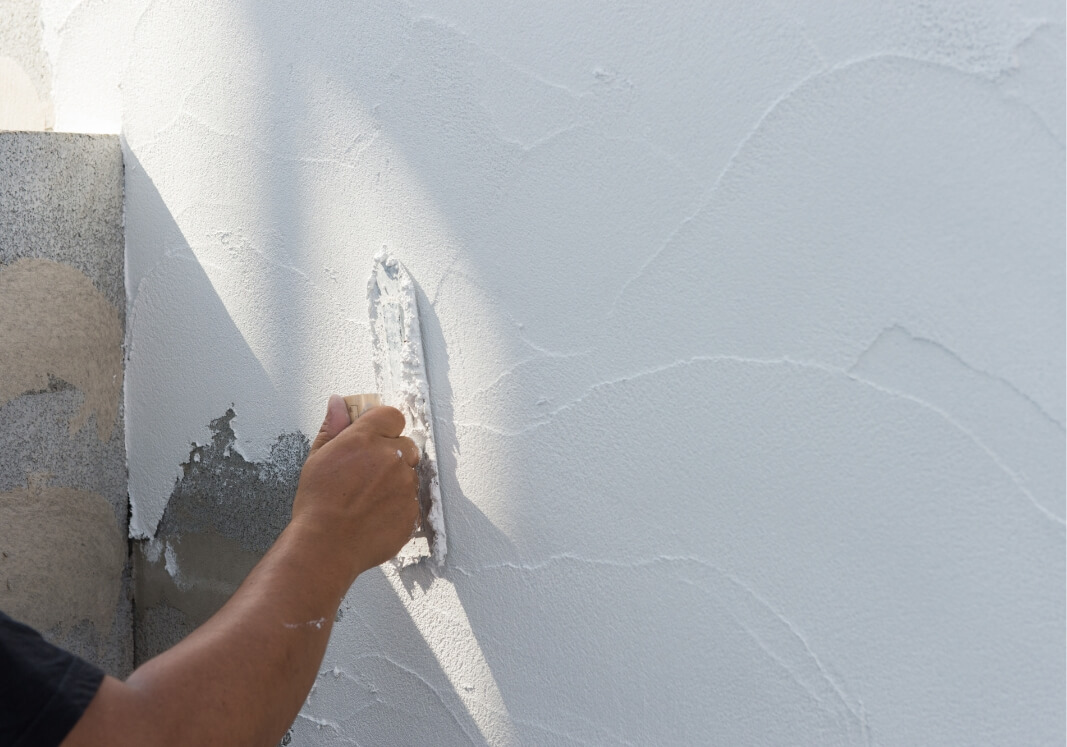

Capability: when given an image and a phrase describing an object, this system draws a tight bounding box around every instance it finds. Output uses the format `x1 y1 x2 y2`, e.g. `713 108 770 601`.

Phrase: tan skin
62 395 421 747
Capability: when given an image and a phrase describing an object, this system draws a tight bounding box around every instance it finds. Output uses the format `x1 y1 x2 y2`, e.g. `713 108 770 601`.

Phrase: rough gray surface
0 131 131 676
134 410 307 665
132 601 196 666
44 564 134 677
0 132 125 312
157 409 307 554
0 388 127 526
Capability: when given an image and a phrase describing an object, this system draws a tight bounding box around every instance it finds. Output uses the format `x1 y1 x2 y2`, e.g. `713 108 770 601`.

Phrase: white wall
54 0 1067 743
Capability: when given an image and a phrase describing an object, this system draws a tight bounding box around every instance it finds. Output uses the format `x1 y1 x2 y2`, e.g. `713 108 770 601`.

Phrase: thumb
310 394 351 454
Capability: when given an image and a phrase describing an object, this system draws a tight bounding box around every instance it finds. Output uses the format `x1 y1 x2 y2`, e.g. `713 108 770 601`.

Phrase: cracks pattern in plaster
98 0 1067 742
854 324 1064 431
608 51 1063 319
452 355 1065 526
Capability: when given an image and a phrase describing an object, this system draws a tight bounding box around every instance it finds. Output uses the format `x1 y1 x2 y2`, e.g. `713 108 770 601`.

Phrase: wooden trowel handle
343 393 382 423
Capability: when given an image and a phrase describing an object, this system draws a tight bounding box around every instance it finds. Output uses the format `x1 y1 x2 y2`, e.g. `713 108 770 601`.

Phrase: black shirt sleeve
0 610 105 747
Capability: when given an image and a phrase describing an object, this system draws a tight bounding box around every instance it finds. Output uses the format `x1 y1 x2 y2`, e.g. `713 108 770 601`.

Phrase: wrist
275 519 367 600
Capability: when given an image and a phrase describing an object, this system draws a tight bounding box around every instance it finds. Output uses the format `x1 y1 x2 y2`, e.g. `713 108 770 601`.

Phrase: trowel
344 253 445 567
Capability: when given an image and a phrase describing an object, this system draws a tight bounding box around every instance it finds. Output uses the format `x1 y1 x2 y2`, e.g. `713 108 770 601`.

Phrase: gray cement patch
156 409 307 554
134 409 309 664
133 601 196 666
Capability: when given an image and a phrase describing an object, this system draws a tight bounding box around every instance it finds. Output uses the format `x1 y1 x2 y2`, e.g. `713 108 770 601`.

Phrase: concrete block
0 131 131 676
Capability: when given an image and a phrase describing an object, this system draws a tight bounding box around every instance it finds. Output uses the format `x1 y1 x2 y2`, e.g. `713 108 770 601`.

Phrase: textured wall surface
0 0 53 129
38 0 1062 743
0 132 131 676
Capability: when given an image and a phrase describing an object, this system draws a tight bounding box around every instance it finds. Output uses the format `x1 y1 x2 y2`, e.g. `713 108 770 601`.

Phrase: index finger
351 405 406 438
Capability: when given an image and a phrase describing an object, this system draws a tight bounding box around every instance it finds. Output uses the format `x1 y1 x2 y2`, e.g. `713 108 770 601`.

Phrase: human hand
290 394 420 582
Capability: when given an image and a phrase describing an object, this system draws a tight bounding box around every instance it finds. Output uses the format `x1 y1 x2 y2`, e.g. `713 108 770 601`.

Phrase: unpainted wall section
133 410 307 664
0 131 131 676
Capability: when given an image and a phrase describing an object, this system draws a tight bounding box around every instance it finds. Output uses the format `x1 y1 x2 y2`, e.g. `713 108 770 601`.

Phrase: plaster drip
284 617 326 630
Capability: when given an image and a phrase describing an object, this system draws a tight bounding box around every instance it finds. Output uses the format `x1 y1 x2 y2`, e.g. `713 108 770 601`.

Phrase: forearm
67 523 358 747
63 399 418 747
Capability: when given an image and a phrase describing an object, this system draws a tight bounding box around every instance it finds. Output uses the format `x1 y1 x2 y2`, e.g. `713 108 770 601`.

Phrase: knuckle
367 406 405 434
404 438 420 460
404 492 419 515
395 466 416 492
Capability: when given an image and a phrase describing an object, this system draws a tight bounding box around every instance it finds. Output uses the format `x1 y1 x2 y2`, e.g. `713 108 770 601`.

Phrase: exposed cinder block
0 131 131 676
0 132 125 311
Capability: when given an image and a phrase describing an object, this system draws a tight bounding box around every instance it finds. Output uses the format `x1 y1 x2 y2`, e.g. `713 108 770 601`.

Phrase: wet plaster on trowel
369 253 446 566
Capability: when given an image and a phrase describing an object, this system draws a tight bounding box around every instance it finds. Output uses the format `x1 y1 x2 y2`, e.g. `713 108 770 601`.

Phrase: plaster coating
48 0 1062 742
0 0 54 129
369 253 445 564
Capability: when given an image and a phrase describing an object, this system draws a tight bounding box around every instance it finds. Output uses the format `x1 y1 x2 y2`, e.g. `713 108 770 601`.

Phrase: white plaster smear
369 252 446 565
33 0 1060 742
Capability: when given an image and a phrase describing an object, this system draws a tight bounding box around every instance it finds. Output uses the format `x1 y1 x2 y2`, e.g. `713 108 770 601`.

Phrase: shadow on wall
225 11 541 738
124 150 497 743
124 147 290 655
393 278 520 597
